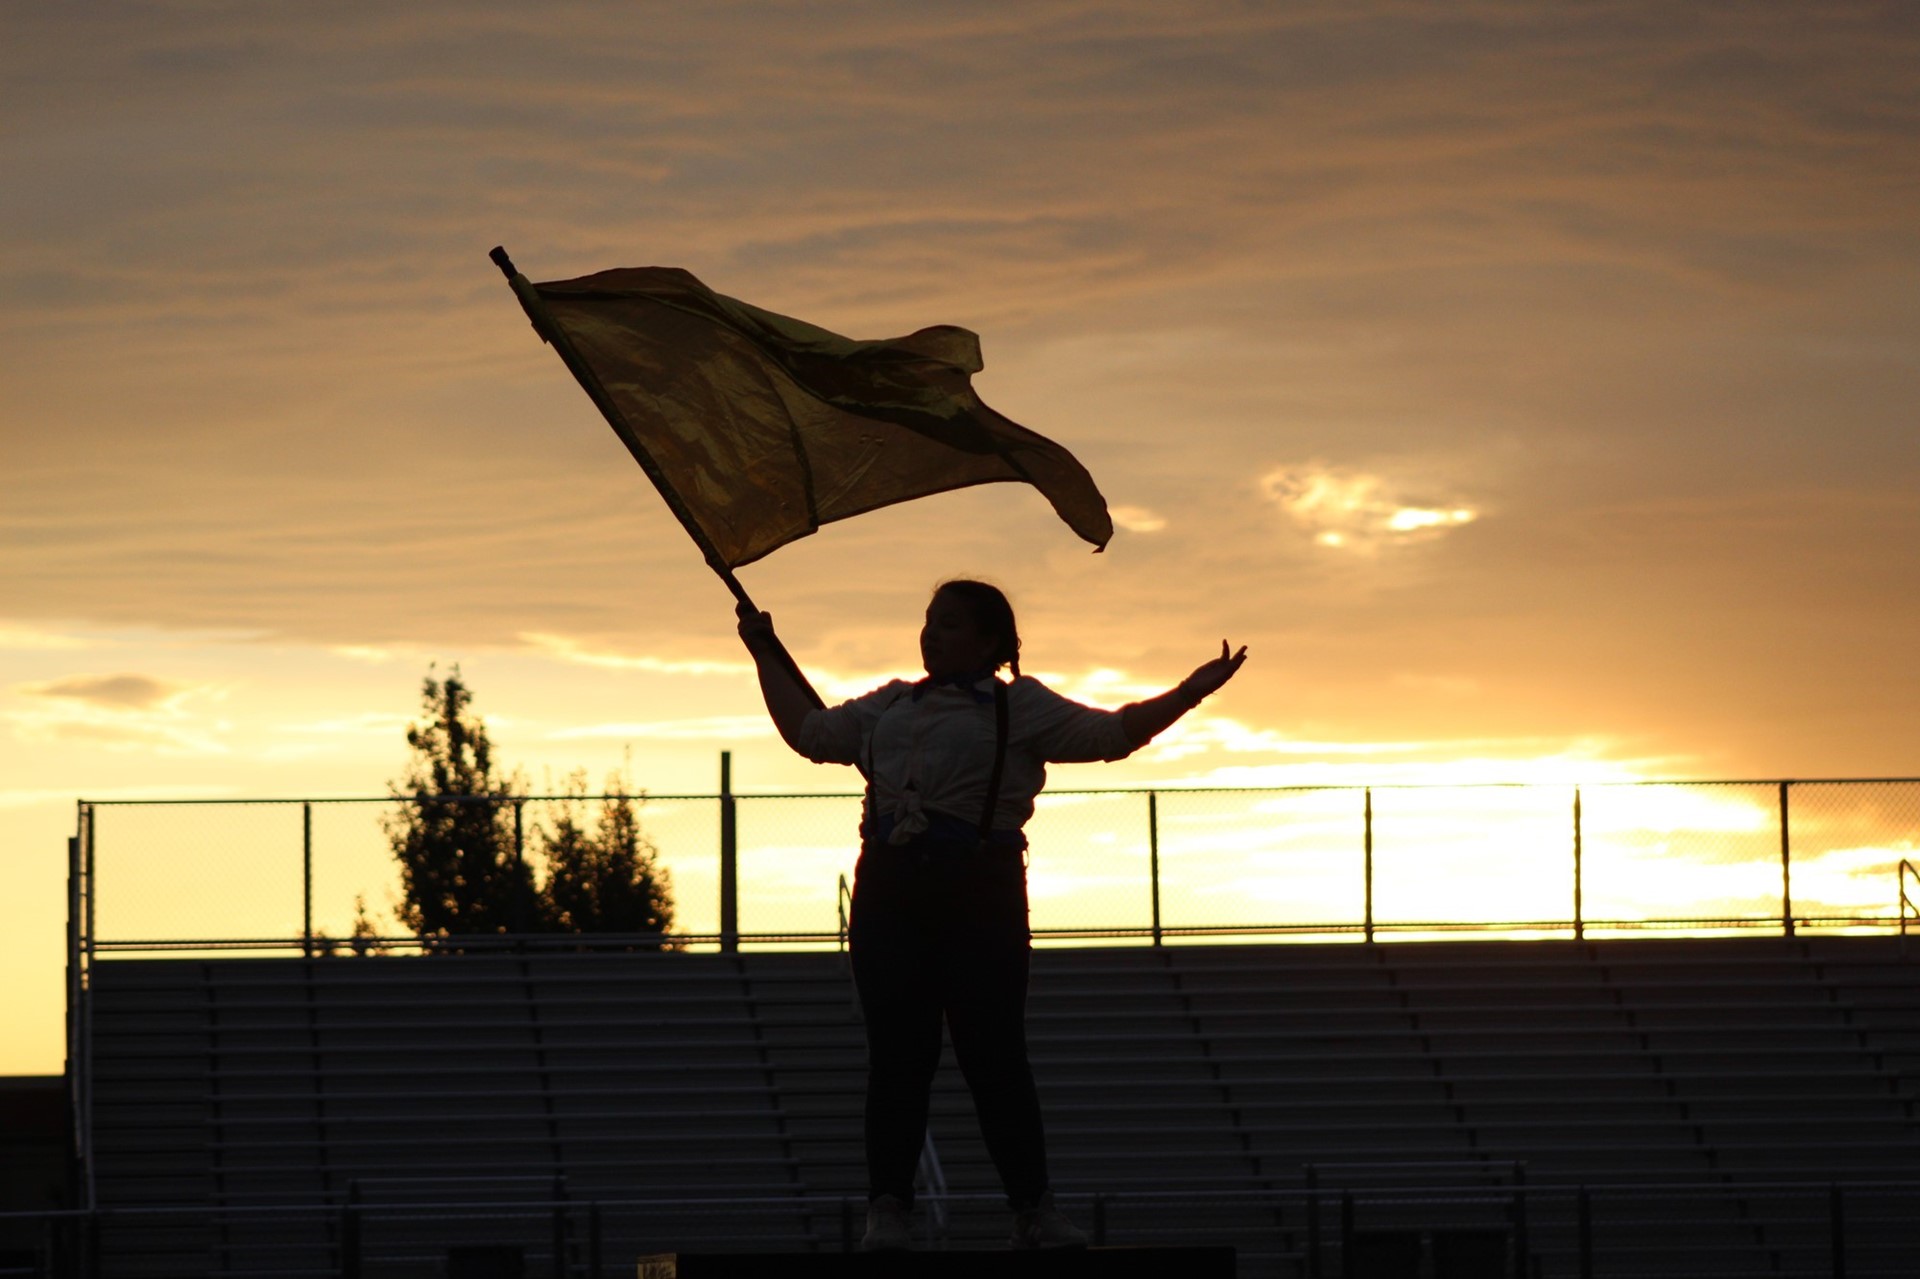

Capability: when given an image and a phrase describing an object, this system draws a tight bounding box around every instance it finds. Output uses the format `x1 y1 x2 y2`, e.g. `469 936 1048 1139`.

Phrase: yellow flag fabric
529 266 1113 569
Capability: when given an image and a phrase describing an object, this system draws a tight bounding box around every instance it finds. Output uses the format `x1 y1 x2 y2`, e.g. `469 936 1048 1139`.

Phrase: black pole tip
488 246 516 278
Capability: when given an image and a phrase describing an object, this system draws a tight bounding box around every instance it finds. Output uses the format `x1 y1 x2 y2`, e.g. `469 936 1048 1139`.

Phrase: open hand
1181 640 1248 701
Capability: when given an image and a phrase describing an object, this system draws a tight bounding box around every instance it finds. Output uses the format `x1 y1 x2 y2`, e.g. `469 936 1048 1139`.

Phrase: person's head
920 579 1021 680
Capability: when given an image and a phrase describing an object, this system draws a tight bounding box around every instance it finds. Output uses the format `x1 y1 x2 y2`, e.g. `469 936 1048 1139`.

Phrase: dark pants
848 842 1050 1210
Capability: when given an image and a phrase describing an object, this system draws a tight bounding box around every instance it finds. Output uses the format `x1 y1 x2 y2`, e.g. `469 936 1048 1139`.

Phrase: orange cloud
20 673 190 710
1259 464 1479 552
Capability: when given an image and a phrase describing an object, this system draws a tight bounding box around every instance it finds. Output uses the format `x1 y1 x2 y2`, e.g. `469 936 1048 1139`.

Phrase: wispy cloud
549 716 776 742
19 673 193 710
330 645 400 664
1150 717 1528 759
0 622 101 652
1110 505 1168 534
3 708 229 757
0 784 237 808
519 633 755 677
6 671 226 754
275 712 413 736
1154 749 1659 791
1122 713 1620 776
1259 464 1479 552
1031 667 1166 706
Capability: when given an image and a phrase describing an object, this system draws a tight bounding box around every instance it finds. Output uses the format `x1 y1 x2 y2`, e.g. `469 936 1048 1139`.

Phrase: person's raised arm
1121 640 1248 749
736 604 816 755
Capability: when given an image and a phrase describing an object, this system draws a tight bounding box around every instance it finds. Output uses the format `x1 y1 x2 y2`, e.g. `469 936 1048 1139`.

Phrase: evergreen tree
540 769 676 943
384 670 676 946
383 668 543 940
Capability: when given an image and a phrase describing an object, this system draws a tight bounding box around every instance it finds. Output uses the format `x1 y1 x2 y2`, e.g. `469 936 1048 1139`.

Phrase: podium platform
636 1248 1235 1278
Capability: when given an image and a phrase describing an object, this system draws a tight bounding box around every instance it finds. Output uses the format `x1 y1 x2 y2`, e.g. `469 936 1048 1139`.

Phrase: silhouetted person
739 579 1246 1250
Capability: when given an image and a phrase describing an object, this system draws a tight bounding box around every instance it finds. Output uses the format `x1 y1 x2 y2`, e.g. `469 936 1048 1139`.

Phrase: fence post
84 802 95 964
66 825 85 1208
511 799 530 939
1573 787 1584 942
1363 788 1374 944
720 752 738 953
1148 791 1162 947
82 803 96 1216
1779 780 1795 937
302 801 313 958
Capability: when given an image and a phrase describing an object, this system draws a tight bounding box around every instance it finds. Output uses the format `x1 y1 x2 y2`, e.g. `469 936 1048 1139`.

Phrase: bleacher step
635 1248 1237 1279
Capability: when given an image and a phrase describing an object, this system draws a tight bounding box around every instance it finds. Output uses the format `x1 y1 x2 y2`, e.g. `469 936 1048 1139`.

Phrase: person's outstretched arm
737 604 816 754
1121 641 1248 748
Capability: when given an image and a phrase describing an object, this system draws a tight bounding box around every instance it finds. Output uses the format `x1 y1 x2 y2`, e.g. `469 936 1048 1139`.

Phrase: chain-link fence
68 778 1920 957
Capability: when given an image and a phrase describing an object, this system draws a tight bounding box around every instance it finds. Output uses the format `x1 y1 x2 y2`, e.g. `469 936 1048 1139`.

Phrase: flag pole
490 245 828 712
490 246 749 603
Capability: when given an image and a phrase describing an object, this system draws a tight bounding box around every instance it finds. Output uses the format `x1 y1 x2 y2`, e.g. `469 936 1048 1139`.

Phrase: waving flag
493 253 1112 571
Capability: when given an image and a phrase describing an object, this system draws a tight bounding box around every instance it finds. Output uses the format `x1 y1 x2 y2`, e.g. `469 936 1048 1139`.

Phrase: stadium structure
7 783 1919 1278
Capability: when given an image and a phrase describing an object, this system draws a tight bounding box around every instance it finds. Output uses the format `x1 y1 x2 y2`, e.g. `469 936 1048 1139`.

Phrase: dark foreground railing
8 1178 1919 1278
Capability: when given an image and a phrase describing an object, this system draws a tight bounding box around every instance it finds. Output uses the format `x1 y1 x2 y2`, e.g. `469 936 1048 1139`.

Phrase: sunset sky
4 3 1918 1073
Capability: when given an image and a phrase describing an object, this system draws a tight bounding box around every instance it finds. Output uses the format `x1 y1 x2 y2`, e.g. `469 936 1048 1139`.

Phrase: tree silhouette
540 769 676 941
384 669 676 946
383 668 542 939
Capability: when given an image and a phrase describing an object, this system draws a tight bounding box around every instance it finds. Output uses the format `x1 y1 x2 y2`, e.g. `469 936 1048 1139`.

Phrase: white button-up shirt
796 675 1136 843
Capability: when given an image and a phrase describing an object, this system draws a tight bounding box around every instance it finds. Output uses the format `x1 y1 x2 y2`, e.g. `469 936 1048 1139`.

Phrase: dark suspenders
865 678 1012 852
977 678 1010 851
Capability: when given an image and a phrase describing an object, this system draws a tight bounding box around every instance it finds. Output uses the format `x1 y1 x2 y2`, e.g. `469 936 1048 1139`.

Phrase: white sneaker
861 1194 913 1252
1010 1190 1088 1249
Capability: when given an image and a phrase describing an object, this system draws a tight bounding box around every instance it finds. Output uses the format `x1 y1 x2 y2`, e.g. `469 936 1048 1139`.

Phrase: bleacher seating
83 935 1919 1276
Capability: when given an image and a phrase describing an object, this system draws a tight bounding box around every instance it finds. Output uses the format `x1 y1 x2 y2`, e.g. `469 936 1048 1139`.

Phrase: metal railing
1902 859 1919 936
835 872 852 952
69 776 1920 959
10 1178 1919 1277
